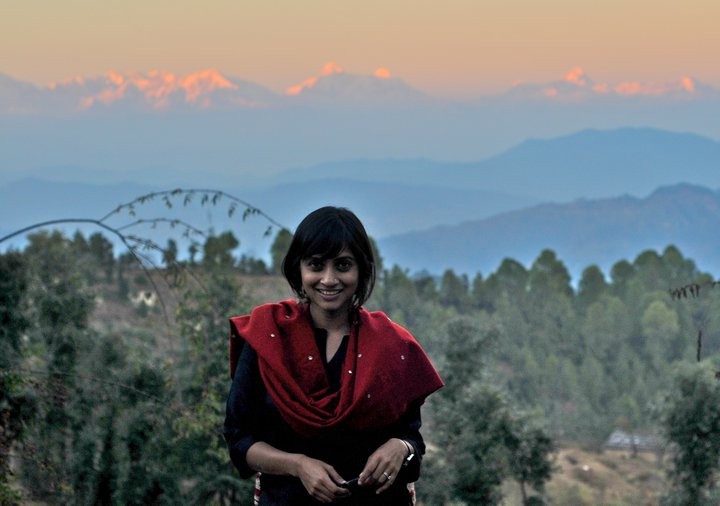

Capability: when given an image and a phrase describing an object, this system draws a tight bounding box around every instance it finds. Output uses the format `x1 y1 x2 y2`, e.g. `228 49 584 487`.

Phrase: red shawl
229 300 443 437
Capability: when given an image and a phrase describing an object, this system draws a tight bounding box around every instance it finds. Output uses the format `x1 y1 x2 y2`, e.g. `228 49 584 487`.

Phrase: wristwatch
401 439 416 467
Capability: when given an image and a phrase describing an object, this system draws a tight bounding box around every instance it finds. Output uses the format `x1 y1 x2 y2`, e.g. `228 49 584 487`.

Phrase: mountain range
2 67 720 182
379 183 720 279
2 66 718 114
3 127 720 279
2 178 717 281
274 128 720 202
3 65 720 279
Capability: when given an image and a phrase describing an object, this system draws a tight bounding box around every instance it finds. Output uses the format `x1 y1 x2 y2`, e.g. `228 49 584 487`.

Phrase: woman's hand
295 455 351 503
358 438 408 494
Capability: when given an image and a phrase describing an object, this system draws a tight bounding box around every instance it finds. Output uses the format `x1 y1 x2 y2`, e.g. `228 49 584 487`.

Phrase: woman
224 206 443 505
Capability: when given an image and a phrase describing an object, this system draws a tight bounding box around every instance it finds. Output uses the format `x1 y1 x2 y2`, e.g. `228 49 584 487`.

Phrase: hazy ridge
3 128 720 280
379 183 720 278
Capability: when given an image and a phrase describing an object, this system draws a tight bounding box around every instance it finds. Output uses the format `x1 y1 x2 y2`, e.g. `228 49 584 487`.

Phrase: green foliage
421 316 554 505
5 209 720 506
528 249 573 299
88 232 115 283
270 228 293 274
202 231 240 269
237 254 269 274
1 228 264 503
659 361 720 505
576 264 609 312
171 262 256 503
440 269 471 312
162 238 179 267
381 265 422 326
483 257 529 310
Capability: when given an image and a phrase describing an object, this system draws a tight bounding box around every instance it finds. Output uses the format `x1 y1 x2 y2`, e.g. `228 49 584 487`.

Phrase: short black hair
282 206 376 308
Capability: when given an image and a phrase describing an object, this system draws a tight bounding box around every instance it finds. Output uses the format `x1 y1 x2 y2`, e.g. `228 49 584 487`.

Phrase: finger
358 462 379 485
376 472 394 494
322 483 345 503
310 488 331 504
376 481 391 494
329 480 351 497
328 468 346 485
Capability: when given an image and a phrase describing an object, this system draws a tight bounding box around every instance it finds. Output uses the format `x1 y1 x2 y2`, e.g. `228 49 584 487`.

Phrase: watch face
403 440 415 457
403 444 415 467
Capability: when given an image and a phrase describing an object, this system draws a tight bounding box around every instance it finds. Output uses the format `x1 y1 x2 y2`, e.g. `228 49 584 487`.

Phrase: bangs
300 222 356 260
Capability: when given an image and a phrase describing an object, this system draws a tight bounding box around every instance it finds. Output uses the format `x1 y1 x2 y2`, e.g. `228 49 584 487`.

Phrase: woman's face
300 248 359 316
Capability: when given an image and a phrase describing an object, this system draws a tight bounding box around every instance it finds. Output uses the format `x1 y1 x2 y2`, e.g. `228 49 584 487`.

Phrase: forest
3 190 720 505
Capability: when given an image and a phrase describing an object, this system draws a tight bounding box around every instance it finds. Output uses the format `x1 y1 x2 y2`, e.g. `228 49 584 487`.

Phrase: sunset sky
2 0 719 97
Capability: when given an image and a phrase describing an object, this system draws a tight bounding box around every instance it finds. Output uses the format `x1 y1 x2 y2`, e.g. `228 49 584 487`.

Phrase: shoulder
230 300 301 329
359 308 415 342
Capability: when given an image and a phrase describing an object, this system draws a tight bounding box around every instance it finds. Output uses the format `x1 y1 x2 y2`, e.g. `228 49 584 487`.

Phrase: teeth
318 289 341 295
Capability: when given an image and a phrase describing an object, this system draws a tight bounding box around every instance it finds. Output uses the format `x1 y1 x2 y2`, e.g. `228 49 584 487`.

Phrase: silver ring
383 472 392 480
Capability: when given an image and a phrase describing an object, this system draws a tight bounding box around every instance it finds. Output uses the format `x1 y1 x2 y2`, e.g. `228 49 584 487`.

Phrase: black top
224 328 425 506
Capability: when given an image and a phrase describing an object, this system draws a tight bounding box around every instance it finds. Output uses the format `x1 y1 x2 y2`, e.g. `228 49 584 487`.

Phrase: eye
335 259 355 272
306 258 324 271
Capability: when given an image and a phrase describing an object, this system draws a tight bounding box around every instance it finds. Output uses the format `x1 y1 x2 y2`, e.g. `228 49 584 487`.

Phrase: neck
308 304 351 334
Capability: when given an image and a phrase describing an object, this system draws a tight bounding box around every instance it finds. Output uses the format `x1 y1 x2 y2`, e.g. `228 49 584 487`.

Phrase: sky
2 0 720 98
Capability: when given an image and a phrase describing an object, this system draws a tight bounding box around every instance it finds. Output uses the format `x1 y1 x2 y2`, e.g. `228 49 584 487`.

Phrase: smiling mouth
317 288 342 296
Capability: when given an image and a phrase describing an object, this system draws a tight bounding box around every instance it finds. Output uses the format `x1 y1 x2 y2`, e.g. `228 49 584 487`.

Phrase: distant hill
5 127 720 279
276 128 720 202
0 177 535 259
5 179 720 282
378 183 720 279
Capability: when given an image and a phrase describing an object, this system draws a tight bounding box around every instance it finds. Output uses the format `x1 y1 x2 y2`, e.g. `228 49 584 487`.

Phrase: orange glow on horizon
614 77 697 96
76 69 239 110
286 62 344 95
681 76 696 92
35 65 715 111
565 67 587 86
3 0 719 98
320 62 344 76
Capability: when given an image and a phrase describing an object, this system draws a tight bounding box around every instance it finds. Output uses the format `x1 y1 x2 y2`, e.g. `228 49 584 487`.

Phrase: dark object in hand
341 477 359 491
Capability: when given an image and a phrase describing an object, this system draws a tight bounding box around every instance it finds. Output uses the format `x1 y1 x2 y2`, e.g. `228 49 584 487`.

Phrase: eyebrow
306 252 355 260
303 256 355 267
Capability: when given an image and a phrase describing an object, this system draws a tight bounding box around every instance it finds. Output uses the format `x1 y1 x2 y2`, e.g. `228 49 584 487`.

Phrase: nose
321 267 339 285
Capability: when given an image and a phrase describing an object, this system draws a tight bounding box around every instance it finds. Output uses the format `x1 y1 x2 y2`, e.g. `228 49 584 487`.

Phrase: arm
223 343 263 478
358 402 425 493
247 442 350 503
224 344 350 502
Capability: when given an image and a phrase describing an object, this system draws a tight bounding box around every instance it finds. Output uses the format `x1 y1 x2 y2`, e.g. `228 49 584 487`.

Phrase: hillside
541 447 666 505
89 271 673 505
379 183 720 278
277 128 720 202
